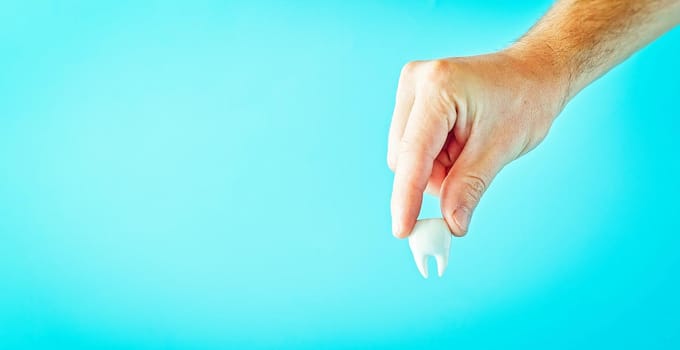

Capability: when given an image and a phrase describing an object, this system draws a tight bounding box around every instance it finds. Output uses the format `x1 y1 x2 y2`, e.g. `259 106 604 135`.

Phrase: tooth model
408 218 452 278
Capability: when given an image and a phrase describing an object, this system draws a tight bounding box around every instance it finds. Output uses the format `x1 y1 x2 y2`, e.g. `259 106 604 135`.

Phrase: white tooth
407 218 452 278
413 252 429 279
435 254 448 277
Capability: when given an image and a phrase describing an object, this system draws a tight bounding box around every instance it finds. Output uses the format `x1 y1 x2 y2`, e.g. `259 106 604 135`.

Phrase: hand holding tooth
388 55 563 278
387 0 680 277
388 55 561 238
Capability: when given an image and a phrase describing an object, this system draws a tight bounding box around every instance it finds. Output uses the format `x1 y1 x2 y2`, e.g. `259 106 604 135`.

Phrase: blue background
2 1 679 348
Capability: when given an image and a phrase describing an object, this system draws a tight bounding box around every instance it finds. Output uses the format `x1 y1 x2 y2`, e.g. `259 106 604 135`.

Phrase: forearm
507 0 680 105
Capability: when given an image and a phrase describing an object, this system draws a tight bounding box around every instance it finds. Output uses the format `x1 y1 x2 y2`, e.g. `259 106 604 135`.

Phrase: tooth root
435 254 448 277
413 253 429 279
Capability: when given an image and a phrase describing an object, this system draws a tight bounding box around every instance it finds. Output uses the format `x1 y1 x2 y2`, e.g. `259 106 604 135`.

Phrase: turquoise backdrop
1 1 679 348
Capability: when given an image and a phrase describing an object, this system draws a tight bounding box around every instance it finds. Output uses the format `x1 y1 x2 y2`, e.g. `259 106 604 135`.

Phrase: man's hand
388 0 680 238
388 52 565 237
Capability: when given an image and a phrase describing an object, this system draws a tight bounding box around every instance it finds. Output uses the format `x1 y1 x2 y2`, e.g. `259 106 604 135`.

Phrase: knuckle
518 114 553 156
400 61 420 78
398 137 430 159
422 59 451 80
387 154 396 171
534 117 552 143
404 176 426 194
460 174 488 205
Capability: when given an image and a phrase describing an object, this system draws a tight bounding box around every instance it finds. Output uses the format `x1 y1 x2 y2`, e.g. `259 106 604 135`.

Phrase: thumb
440 143 506 237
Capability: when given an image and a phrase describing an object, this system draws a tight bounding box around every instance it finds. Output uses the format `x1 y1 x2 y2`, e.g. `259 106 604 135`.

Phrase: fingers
391 95 453 238
425 136 463 196
439 139 507 237
387 62 418 170
424 160 447 196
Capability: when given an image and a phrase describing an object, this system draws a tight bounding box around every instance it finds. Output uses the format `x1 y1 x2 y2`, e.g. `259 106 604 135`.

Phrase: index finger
391 95 453 238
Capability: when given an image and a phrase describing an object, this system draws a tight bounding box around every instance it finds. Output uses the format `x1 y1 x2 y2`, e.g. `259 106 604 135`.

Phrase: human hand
388 50 568 238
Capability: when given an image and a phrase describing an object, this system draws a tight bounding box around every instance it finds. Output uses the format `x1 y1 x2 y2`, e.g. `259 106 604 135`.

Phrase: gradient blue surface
2 1 680 348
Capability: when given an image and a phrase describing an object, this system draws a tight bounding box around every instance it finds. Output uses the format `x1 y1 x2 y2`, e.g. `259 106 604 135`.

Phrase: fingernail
452 207 471 235
392 221 402 238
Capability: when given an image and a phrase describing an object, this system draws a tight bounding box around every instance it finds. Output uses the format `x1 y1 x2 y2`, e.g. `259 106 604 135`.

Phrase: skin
389 0 680 238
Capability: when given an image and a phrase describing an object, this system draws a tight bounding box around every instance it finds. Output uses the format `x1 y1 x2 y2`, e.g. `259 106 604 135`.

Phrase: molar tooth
407 218 452 278
435 254 448 277
413 252 429 279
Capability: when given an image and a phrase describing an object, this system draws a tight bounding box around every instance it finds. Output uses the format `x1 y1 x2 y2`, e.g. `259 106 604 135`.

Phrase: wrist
502 41 571 116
